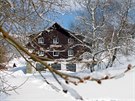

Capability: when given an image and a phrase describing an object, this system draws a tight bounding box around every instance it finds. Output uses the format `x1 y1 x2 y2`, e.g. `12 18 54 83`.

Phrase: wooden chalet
26 23 90 60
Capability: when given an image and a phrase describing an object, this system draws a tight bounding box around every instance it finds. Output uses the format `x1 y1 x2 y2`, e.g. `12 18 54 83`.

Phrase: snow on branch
64 64 135 85
0 26 135 100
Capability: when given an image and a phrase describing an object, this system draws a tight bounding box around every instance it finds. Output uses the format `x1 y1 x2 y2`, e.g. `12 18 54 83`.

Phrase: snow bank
12 70 26 77
83 71 134 101
10 66 26 74
1 68 133 101
0 93 7 101
1 55 135 101
7 57 26 68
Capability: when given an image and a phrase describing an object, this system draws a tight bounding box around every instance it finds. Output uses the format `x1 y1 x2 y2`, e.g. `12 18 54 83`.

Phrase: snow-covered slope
1 56 135 101
1 67 134 101
7 57 26 68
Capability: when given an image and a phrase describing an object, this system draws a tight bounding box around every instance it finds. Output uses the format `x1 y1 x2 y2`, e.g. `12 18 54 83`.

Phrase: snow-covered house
26 23 91 60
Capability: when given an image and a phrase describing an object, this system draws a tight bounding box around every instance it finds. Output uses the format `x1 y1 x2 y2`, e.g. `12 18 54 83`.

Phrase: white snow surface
7 57 26 68
0 56 135 101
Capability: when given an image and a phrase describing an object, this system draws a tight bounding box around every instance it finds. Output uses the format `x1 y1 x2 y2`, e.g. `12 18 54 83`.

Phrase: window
68 49 74 56
53 37 59 44
38 37 44 44
53 52 59 56
38 51 44 56
29 49 34 53
68 38 74 43
51 64 61 70
66 64 76 72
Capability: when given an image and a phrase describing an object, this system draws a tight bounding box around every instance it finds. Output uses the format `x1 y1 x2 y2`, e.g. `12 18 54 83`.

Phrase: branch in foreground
0 27 134 100
0 27 84 84
0 27 134 85
78 64 135 85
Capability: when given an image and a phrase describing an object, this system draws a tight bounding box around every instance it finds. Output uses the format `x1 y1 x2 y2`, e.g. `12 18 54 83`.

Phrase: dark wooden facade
26 23 90 60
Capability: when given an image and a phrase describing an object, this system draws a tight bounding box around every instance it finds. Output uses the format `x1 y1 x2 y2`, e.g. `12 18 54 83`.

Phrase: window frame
53 37 59 44
38 51 44 56
38 37 44 44
68 49 74 56
68 38 74 44
53 51 59 56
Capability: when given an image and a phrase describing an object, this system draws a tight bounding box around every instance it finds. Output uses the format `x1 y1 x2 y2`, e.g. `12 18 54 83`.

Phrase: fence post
26 60 35 73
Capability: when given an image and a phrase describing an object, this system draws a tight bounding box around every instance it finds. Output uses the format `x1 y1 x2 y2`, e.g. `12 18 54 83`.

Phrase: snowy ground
0 56 135 101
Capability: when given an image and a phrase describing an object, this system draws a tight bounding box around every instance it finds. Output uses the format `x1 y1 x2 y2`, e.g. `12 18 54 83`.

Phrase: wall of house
27 24 90 60
35 30 80 59
34 61 85 72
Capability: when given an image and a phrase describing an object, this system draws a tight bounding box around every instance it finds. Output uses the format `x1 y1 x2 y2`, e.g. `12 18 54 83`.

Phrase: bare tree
70 0 135 69
0 0 135 100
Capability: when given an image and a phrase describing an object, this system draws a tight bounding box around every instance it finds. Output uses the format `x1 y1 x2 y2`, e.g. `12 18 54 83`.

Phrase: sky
48 0 80 29
54 12 76 29
47 0 135 30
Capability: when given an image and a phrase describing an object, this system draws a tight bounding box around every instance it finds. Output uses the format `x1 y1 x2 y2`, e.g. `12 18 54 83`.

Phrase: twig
15 46 61 92
0 27 84 84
